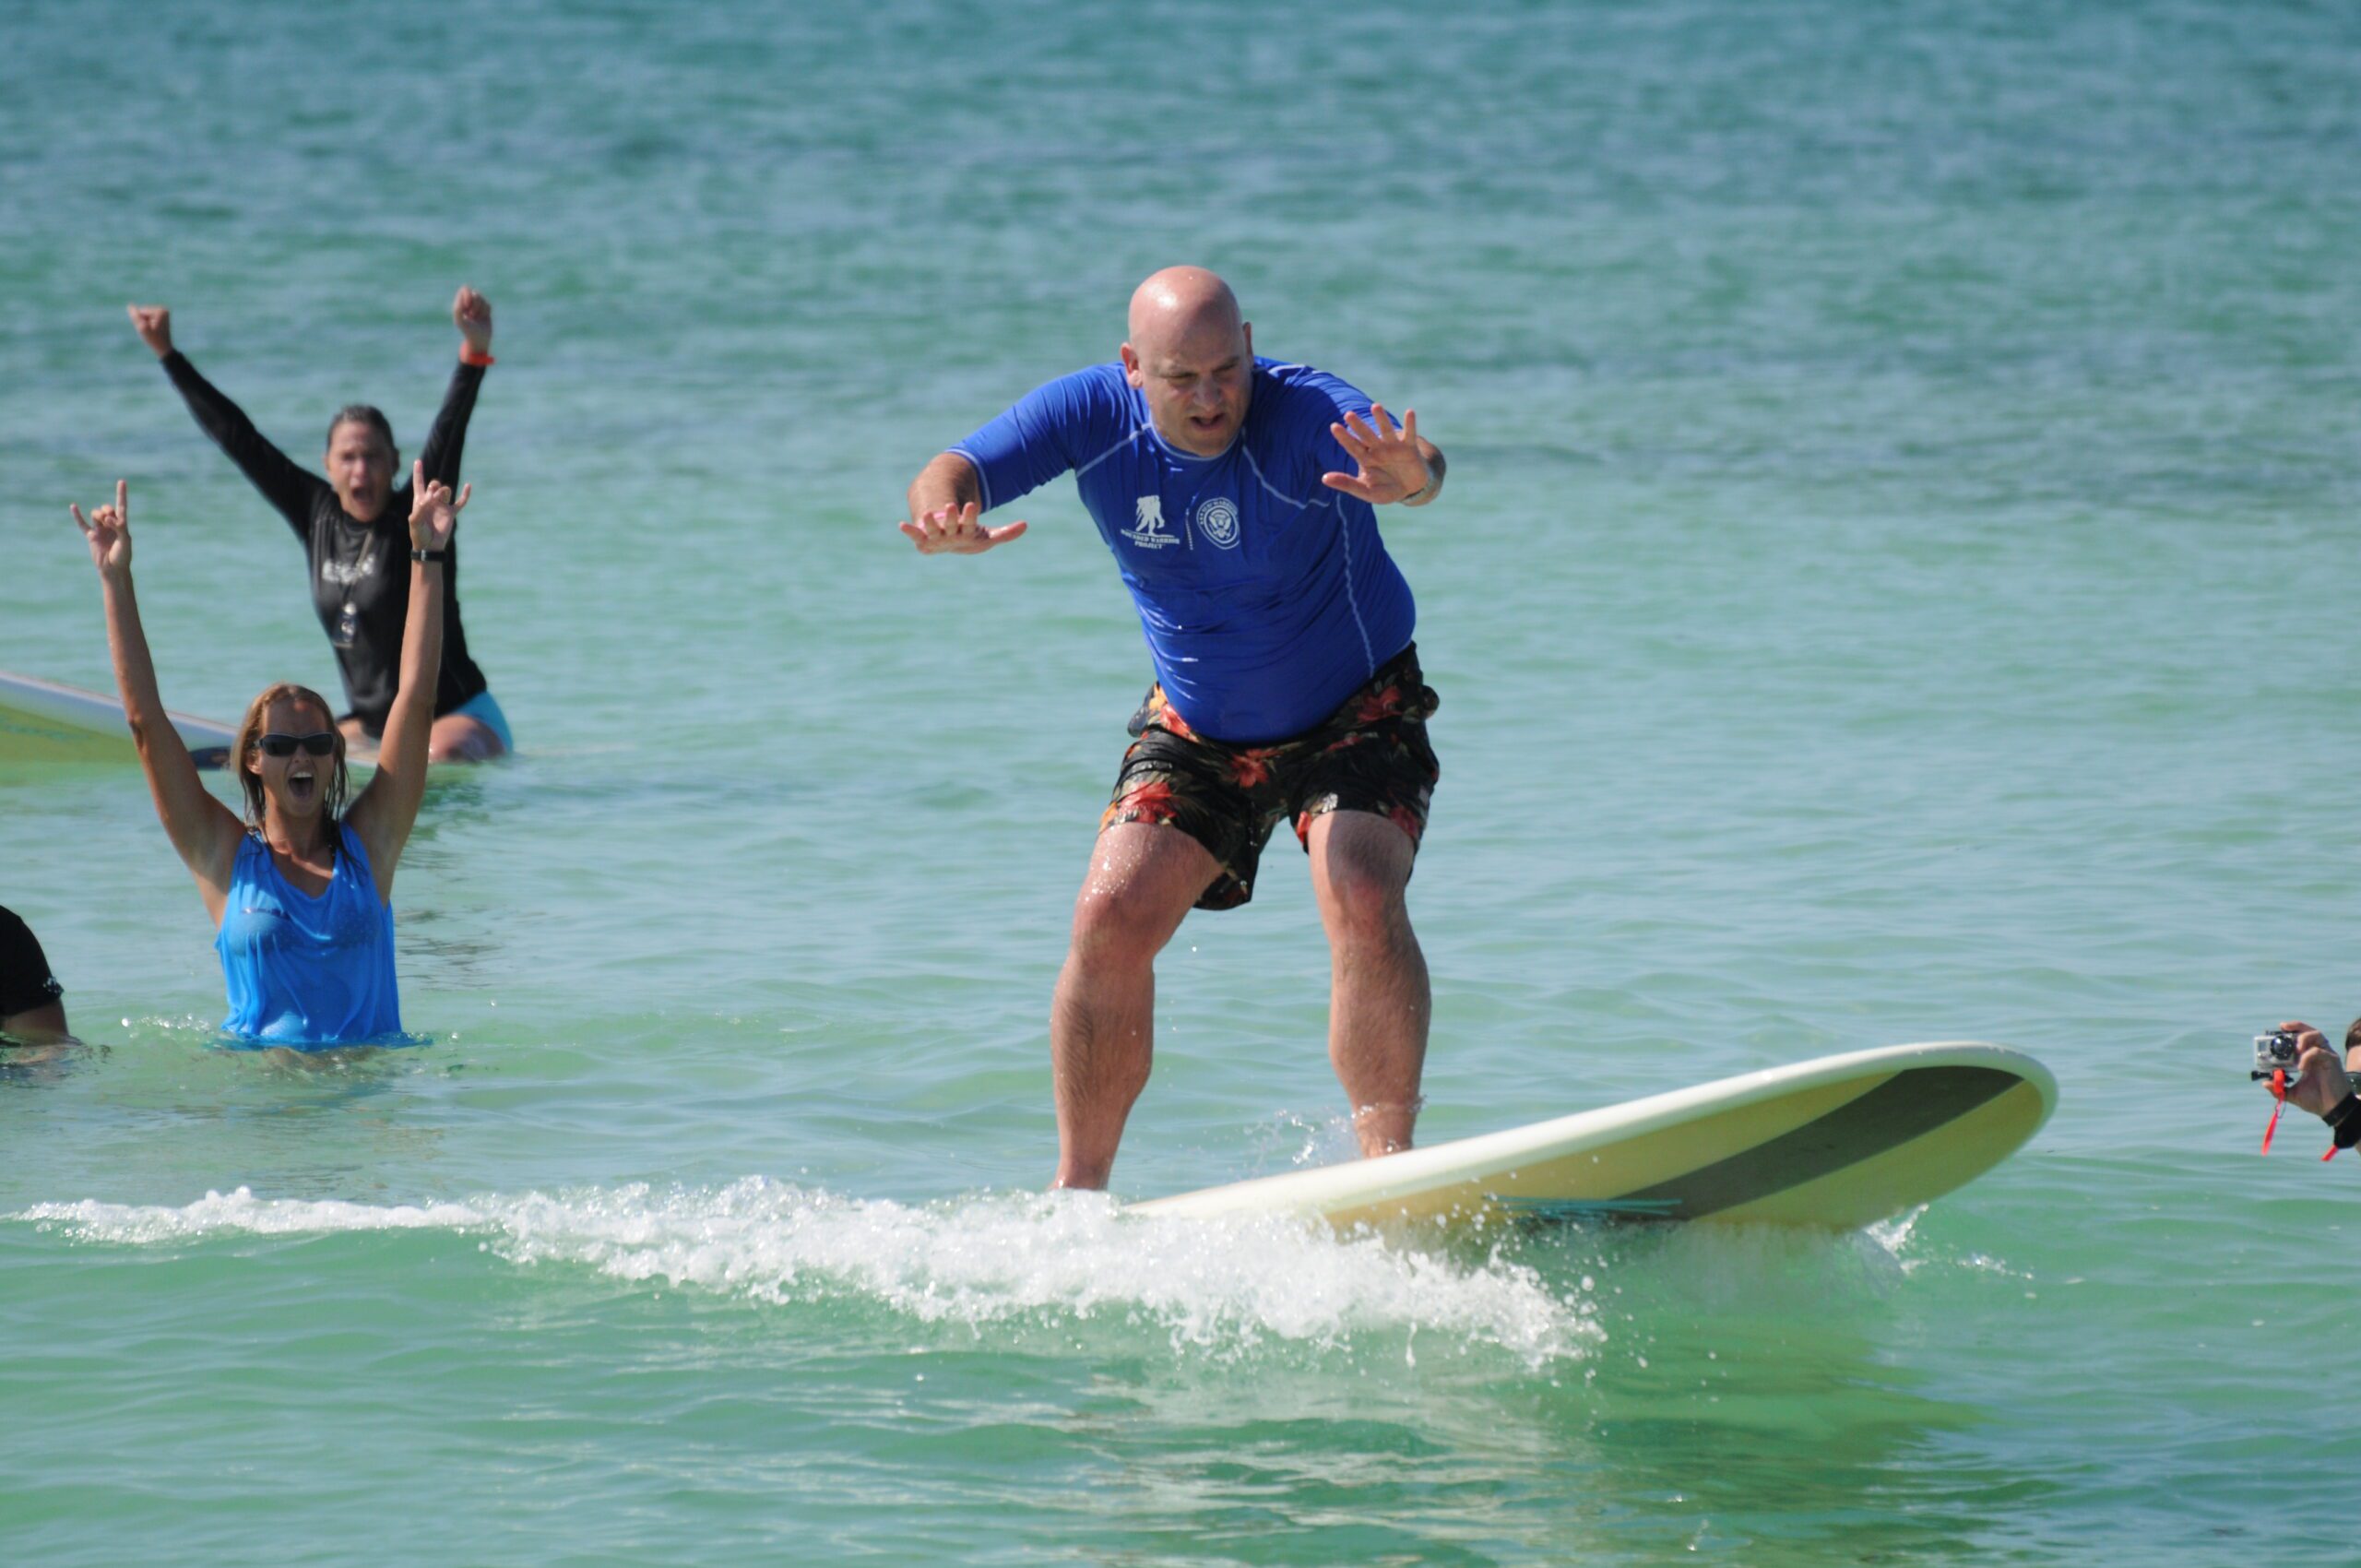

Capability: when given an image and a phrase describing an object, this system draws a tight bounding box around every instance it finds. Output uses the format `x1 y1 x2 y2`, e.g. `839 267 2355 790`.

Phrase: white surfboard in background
0 669 242 770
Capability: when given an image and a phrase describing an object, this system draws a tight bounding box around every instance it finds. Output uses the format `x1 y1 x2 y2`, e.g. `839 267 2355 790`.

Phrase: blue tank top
215 823 401 1047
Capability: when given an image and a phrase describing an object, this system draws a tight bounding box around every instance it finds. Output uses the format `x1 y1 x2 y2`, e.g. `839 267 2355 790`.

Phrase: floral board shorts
1100 643 1442 911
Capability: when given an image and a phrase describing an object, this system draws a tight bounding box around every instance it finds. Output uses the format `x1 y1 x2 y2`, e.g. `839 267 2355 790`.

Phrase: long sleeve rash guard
160 350 491 735
950 358 1416 742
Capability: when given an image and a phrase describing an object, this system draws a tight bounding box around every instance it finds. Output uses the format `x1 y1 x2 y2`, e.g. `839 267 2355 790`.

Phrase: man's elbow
910 451 978 510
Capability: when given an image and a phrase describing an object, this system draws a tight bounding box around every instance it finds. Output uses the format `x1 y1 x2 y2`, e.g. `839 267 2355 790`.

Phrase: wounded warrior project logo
1122 495 1182 550
1193 495 1240 549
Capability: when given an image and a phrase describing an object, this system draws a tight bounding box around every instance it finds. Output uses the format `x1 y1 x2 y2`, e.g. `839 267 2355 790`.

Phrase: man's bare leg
1050 822 1219 1190
1307 810 1429 1158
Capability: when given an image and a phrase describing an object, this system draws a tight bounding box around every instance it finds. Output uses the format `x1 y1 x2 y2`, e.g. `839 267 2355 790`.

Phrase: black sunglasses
255 731 338 759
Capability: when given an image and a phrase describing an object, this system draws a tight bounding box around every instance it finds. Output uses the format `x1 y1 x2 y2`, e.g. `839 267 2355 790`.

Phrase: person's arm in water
412 287 493 493
72 481 245 926
900 452 1030 554
127 305 320 540
343 464 463 902
1321 404 1445 509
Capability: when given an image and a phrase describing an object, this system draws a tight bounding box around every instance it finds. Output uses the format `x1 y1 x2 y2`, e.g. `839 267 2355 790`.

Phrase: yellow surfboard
1133 1042 2055 1233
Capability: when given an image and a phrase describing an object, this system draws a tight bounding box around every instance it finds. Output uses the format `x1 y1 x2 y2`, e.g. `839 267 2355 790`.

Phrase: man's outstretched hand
1322 403 1434 505
900 501 1027 554
127 304 173 359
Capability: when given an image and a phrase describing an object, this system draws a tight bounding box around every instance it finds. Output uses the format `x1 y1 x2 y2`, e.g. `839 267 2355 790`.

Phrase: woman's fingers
405 457 466 522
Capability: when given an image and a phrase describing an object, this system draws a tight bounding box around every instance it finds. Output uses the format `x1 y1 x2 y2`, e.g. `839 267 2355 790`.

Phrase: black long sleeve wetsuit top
160 351 490 737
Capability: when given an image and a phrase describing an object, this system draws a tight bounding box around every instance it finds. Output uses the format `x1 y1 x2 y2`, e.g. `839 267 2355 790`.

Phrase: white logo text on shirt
1122 496 1182 550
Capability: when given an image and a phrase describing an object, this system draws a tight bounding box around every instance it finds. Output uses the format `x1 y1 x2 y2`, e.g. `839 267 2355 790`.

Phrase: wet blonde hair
231 683 350 834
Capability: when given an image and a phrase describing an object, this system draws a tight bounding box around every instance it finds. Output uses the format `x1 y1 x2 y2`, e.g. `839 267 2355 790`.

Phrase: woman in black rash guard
127 289 510 762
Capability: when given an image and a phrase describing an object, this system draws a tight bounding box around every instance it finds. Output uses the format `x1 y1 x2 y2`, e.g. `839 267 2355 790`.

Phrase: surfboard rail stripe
1590 1063 2020 1220
1489 1196 1686 1221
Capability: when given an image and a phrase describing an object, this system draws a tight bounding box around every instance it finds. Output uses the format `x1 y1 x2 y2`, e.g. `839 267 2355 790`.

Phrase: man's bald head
1122 267 1255 456
1128 267 1244 348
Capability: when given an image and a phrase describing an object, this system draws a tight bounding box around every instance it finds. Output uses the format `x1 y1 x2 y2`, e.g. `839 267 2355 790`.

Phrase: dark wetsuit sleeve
414 361 487 489
0 905 65 1016
160 350 322 542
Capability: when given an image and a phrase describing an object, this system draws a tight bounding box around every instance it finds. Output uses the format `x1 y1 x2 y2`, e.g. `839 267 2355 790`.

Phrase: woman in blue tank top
72 469 468 1049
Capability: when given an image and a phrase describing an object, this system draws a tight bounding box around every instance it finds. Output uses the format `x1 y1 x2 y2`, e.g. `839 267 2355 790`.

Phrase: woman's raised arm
73 481 243 923
344 462 463 902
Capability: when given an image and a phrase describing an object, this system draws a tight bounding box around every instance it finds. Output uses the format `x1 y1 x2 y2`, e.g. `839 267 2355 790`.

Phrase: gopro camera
2254 1028 2307 1083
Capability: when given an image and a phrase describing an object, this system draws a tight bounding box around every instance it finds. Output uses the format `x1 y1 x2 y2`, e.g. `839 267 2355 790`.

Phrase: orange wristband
459 345 496 367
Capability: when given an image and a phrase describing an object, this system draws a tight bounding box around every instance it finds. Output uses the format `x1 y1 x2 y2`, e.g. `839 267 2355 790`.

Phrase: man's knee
1068 828 1209 969
1069 881 1183 970
1312 815 1415 946
1325 869 1410 949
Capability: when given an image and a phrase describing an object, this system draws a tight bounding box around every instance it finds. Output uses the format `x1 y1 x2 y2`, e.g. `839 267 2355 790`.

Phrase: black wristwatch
411 547 450 564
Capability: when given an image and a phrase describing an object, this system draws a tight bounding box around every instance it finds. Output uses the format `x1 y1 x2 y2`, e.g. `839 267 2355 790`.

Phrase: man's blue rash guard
950 358 1417 743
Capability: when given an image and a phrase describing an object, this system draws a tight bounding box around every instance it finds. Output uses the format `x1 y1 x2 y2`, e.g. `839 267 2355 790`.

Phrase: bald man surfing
900 267 1449 1189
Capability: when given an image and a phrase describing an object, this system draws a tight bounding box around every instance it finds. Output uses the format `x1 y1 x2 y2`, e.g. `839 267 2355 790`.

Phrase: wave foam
20 1179 1595 1364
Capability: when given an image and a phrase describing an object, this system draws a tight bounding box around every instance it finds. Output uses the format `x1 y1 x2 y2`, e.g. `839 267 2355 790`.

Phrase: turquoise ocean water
5 1 2358 1560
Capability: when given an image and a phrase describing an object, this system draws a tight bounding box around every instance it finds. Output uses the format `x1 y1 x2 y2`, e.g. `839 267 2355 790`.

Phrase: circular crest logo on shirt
1194 495 1241 550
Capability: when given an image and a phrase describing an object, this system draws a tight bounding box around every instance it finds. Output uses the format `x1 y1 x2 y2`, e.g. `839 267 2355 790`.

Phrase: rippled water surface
5 0 2358 1562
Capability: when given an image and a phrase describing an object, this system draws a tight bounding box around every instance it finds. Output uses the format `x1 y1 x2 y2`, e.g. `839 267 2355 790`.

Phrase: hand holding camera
2255 1023 2357 1115
2254 1019 2361 1158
